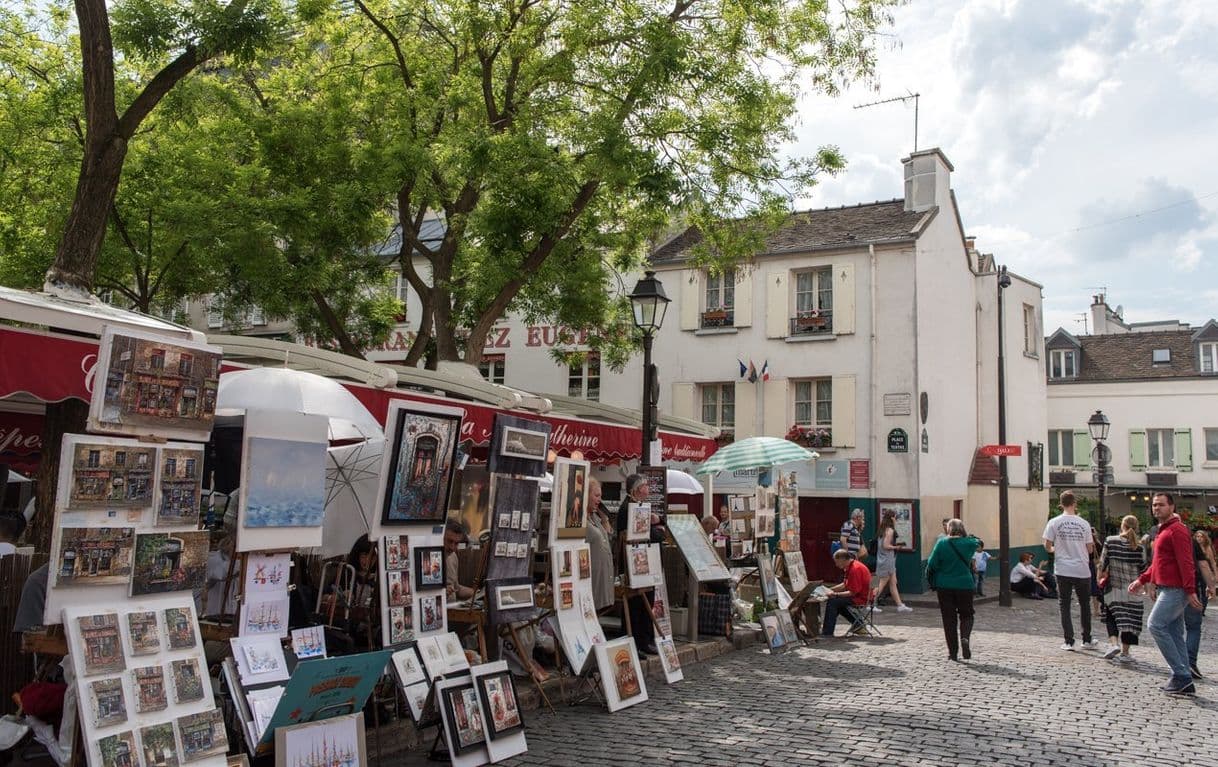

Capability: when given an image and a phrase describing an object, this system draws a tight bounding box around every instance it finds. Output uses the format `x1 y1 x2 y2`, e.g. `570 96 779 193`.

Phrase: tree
322 0 899 366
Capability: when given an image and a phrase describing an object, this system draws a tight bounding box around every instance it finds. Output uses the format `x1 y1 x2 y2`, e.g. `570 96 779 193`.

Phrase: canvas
172 658 205 703
140 721 179 767
245 552 291 594
164 606 198 650
387 570 410 607
416 593 445 634
275 712 367 767
97 730 138 767
625 503 651 543
63 437 155 510
440 682 487 755
656 638 683 684
388 606 413 644
156 445 203 526
783 550 809 593
291 626 327 659
126 610 161 656
132 665 168 714
550 458 590 540
486 414 550 478
131 531 208 596
90 677 128 728
78 613 126 675
391 646 427 688
53 527 135 588
241 595 290 637
176 708 228 762
593 638 648 713
379 404 462 524
414 546 445 591
88 327 222 440
760 612 786 652
475 670 523 740
242 437 327 528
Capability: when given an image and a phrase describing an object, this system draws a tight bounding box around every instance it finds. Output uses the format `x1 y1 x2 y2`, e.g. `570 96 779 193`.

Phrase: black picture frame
486 414 551 478
440 681 487 755
381 405 463 526
413 546 446 592
475 670 525 740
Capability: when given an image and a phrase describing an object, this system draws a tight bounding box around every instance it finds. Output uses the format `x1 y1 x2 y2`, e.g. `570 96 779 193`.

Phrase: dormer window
1152 348 1171 365
1200 342 1217 374
1049 349 1077 379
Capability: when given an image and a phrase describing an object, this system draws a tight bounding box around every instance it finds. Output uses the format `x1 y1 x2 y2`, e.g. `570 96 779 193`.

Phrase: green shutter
1072 430 1090 470
1129 429 1147 471
1175 429 1193 472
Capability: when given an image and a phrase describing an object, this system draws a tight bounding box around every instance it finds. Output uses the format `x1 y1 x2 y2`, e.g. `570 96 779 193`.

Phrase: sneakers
1081 639 1102 650
896 604 914 613
1061 643 1076 651
871 606 882 613
1102 645 1121 660
1163 682 1197 696
1116 654 1134 664
1190 664 1204 680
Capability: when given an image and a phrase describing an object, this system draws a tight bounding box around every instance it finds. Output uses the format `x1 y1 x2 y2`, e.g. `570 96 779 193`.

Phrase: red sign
980 444 1022 457
849 459 870 489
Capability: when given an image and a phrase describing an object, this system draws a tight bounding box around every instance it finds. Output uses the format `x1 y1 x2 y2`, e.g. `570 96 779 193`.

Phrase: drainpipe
869 244 879 498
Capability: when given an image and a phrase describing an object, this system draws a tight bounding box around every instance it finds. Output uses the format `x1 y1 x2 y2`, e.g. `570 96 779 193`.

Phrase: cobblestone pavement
392 598 1218 767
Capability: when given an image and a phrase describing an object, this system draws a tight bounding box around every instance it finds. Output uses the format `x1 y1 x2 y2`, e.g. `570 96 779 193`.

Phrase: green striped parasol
693 436 818 475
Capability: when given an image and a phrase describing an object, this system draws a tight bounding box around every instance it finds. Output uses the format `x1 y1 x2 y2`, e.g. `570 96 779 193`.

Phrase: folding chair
845 592 882 637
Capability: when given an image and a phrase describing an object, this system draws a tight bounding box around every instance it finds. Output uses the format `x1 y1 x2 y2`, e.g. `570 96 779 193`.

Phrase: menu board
640 466 668 520
665 515 730 581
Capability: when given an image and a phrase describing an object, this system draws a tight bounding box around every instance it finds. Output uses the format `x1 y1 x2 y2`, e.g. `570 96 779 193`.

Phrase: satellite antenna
854 90 921 151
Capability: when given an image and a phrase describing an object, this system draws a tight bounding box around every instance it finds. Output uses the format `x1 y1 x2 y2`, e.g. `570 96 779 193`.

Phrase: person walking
973 540 993 597
926 519 980 661
1098 515 1147 662
1043 490 1097 651
873 509 912 613
1185 529 1217 679
1129 493 1200 695
839 508 867 560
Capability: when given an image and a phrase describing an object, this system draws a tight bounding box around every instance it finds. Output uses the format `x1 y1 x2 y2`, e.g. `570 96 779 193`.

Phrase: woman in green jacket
926 519 981 661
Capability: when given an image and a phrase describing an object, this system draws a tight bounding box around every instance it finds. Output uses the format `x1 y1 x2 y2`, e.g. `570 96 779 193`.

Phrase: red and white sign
980 444 1022 457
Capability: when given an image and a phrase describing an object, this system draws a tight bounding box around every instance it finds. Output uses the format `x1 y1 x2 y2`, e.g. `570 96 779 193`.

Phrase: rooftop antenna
1087 286 1108 303
1074 313 1089 334
854 90 921 151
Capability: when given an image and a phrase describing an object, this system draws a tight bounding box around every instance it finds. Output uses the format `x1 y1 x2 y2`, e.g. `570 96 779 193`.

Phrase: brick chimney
902 148 954 213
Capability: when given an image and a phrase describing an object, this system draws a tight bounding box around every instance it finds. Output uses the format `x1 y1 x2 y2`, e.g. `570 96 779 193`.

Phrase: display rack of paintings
274 711 367 767
471 661 528 762
64 595 225 767
775 471 801 552
236 409 329 553
88 326 222 442
548 457 589 541
549 542 605 674
486 413 551 479
664 514 731 582
485 476 539 581
377 401 464 525
593 637 648 713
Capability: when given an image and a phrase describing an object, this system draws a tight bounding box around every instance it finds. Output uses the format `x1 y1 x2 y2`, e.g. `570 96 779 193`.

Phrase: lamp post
1088 410 1111 534
997 266 1012 607
629 270 670 466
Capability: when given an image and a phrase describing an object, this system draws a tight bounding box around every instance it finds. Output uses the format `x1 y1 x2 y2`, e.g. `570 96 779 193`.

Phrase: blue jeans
822 596 861 636
1147 586 1192 685
1185 598 1205 668
975 571 986 595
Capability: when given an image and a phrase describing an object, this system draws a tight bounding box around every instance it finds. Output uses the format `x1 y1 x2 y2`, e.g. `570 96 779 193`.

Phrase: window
568 353 600 401
1206 428 1218 462
704 270 734 312
795 267 833 315
1047 430 1074 467
1151 348 1171 364
793 379 832 426
1147 428 1175 468
699 384 735 438
206 299 223 329
1049 349 1076 379
1200 342 1218 373
178 354 193 376
1022 304 1037 355
478 354 506 385
87 450 100 468
114 451 126 467
248 306 266 326
149 351 165 371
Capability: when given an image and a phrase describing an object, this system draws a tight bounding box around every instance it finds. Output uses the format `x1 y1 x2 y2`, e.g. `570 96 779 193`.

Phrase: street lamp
629 270 670 466
1088 409 1111 534
997 265 1012 607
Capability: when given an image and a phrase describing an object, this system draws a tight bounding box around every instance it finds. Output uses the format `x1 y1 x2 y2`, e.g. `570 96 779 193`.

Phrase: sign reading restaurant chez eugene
365 324 590 354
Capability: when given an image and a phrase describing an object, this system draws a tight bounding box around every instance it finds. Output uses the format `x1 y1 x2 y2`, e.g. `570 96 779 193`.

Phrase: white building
1045 294 1218 529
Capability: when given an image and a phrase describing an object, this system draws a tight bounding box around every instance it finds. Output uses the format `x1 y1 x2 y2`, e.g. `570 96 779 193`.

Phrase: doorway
799 496 849 583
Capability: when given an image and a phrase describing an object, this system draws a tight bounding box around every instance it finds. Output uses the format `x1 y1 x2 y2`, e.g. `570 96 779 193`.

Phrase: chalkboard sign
640 466 668 520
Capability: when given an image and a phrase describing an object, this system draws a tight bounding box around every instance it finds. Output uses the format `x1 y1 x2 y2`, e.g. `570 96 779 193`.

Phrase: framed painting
757 553 779 602
593 637 648 712
132 665 168 714
237 410 329 552
156 443 204 527
416 593 446 635
776 608 801 645
550 458 590 540
131 531 208 597
52 526 135 589
487 577 534 626
77 613 125 675
274 712 367 767
391 645 427 688
783 550 810 593
60 435 155 510
474 669 524 740
760 611 786 653
486 413 550 478
656 638 683 684
378 401 463 525
413 546 446 592
89 677 128 728
88 326 222 442
439 680 487 756
625 503 651 543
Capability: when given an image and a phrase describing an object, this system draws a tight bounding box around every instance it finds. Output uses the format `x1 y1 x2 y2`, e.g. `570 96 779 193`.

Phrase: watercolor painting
389 606 413 645
90 329 221 439
176 709 228 762
243 437 326 528
90 677 127 728
66 439 154 509
164 606 197 650
476 671 523 740
131 531 208 596
133 665 168 714
246 552 291 593
242 596 289 636
441 683 486 754
276 712 366 767
78 613 125 675
172 658 205 703
126 611 160 656
139 722 178 767
387 570 409 607
97 730 137 767
156 446 202 526
291 626 327 659
54 527 134 587
381 407 461 524
391 647 426 687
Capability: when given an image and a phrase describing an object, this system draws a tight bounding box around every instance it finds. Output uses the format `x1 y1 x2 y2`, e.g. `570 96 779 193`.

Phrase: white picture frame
656 637 683 684
593 637 648 713
236 409 329 553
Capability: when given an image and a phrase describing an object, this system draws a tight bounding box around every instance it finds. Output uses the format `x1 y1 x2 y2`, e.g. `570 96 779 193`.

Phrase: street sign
980 444 1022 457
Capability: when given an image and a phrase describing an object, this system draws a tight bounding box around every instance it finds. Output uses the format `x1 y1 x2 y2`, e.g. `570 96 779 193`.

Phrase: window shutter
733 269 752 327
1174 429 1193 472
670 383 695 421
679 270 701 331
831 375 856 447
1072 430 1090 470
765 271 788 338
762 379 786 437
834 263 856 335
1128 429 1147 471
733 381 757 439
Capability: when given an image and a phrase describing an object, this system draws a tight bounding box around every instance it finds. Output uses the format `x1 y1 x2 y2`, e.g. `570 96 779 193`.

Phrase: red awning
0 325 716 465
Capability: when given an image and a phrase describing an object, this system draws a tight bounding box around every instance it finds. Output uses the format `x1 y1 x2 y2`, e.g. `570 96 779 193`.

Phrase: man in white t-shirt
1042 490 1096 651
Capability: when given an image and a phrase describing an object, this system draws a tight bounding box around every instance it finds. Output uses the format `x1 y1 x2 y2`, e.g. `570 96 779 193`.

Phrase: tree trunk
31 400 89 554
309 290 366 359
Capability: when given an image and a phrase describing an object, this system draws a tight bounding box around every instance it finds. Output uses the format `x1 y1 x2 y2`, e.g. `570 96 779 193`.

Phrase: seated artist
444 519 476 602
821 549 872 637
1010 551 1054 599
615 474 665 656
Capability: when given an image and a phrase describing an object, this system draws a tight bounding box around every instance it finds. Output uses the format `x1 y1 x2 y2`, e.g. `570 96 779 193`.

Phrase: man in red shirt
821 549 873 637
1129 492 1201 695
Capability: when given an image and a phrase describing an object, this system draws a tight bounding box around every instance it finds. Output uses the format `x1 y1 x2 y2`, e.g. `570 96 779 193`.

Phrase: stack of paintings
434 660 529 765
549 541 604 674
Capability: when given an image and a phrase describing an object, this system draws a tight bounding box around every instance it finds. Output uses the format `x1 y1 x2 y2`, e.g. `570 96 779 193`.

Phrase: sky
785 0 1218 336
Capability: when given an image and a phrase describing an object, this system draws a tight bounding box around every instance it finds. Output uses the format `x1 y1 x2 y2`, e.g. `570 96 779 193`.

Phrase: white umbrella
216 367 381 441
665 468 704 495
322 439 385 557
